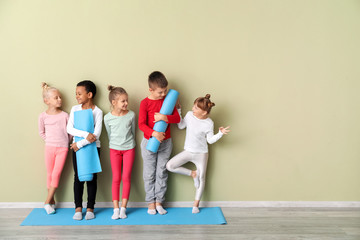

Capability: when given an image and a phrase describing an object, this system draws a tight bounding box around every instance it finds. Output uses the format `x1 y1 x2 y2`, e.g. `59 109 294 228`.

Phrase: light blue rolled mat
74 109 102 182
146 89 179 153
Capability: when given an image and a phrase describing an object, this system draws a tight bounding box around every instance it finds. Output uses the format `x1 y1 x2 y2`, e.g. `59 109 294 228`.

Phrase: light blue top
104 110 136 151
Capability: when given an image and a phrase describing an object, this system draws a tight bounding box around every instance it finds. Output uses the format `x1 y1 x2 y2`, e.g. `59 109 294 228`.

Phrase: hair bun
108 85 115 91
207 102 216 107
41 82 49 90
194 94 215 114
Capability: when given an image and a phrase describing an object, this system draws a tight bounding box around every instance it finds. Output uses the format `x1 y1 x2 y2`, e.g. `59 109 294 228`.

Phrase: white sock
44 204 55 215
147 208 156 215
111 208 120 220
192 207 200 214
156 205 167 215
73 212 82 220
50 204 55 210
193 170 200 189
85 211 95 220
120 207 127 219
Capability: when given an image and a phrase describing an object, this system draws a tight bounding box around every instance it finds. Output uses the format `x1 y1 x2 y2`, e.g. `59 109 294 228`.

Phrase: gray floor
1 208 360 240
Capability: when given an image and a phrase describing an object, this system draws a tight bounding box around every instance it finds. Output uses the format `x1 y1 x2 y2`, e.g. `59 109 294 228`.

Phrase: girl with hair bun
38 82 70 214
166 94 230 214
104 85 136 220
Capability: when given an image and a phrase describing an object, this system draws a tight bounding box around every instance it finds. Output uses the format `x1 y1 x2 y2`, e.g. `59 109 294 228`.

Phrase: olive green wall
1 0 360 203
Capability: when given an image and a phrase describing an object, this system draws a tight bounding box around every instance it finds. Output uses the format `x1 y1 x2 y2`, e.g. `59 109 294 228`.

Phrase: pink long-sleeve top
38 111 70 148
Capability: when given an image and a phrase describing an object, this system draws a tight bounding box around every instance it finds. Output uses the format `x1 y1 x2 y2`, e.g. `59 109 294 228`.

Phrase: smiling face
149 86 167 100
192 103 208 119
44 89 62 108
112 93 128 111
75 86 92 105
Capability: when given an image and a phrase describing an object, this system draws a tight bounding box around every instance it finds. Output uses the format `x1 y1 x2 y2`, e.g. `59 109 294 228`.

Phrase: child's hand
70 143 80 152
152 131 165 142
154 113 168 123
219 126 230 134
175 99 181 109
86 133 96 143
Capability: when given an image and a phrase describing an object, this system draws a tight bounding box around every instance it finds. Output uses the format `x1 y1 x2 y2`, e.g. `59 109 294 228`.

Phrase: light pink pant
45 146 68 188
110 148 135 201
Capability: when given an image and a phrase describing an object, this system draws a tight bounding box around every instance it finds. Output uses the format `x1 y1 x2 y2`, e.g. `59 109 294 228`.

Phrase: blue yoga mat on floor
21 207 226 226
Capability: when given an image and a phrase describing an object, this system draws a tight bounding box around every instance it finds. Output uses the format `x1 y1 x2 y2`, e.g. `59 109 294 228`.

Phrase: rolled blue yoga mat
74 109 102 182
146 89 179 153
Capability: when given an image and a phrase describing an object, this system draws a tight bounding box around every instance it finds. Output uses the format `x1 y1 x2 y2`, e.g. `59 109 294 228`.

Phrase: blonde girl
38 83 70 214
166 94 230 213
104 85 136 219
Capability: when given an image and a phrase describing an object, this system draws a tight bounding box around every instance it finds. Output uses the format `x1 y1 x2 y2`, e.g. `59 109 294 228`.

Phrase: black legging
72 148 100 209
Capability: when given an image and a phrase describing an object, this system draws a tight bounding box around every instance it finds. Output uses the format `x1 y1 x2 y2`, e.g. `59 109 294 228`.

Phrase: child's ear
43 98 48 104
111 99 116 106
88 92 93 99
149 88 154 93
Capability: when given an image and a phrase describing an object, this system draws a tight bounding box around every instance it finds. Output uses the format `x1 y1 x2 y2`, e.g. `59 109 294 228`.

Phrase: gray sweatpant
141 138 173 203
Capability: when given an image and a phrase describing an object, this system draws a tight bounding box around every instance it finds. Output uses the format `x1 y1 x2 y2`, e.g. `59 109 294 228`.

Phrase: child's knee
143 172 155 182
166 162 173 172
112 178 121 185
122 177 131 185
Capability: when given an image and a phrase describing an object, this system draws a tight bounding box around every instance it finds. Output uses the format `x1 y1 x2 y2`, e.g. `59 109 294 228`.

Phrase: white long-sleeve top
177 109 223 153
67 104 103 149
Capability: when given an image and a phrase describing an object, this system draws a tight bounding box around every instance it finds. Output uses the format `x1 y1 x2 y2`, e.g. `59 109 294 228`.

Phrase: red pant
110 148 135 201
